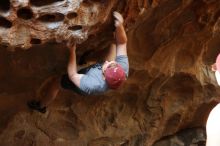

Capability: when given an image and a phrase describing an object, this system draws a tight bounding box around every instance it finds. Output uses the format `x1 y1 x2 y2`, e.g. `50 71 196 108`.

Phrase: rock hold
0 0 114 49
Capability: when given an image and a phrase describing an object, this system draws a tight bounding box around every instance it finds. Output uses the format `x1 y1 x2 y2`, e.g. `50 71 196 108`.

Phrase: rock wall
0 0 220 146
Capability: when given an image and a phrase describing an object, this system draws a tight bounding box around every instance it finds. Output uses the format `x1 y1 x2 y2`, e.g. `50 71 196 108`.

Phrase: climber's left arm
67 42 84 87
113 11 127 57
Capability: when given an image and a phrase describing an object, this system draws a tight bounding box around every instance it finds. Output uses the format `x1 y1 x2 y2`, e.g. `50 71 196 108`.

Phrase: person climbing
206 53 220 146
27 11 129 113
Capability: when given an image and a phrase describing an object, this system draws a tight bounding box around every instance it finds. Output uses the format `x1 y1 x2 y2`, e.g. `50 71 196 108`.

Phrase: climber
27 11 129 113
206 53 220 146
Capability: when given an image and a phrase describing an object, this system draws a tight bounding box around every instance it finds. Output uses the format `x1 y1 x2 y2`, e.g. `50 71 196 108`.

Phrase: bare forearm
115 25 127 56
105 43 116 61
67 45 84 87
67 48 77 77
113 11 127 56
115 25 127 45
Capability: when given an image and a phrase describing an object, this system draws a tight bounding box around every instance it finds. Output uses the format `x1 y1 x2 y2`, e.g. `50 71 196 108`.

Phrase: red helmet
104 64 126 89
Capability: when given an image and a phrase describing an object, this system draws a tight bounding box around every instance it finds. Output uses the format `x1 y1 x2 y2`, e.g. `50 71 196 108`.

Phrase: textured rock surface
154 128 206 146
0 0 220 146
0 0 117 49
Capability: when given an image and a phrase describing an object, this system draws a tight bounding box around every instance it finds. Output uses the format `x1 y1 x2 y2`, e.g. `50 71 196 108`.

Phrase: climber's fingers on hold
113 11 123 24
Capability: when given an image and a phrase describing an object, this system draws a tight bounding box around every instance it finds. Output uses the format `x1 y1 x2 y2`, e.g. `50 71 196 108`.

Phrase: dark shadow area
78 49 93 65
0 0 10 12
0 43 68 94
192 100 218 128
163 113 181 135
82 0 108 4
66 12 78 19
202 34 220 65
17 8 33 20
30 0 64 7
0 17 12 28
154 127 206 146
213 9 220 24
68 25 83 31
38 13 64 22
148 0 153 6
30 38 42 45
